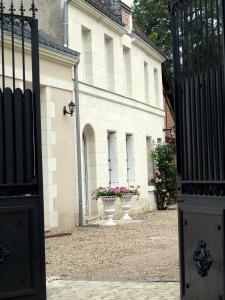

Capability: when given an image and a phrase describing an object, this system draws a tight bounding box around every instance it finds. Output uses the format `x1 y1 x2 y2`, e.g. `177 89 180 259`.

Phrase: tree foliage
132 0 172 77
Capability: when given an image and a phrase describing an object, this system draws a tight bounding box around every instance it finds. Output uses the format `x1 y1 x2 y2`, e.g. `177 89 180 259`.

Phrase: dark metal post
31 16 46 298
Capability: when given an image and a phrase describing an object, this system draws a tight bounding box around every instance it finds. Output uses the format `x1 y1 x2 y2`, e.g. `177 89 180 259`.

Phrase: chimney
102 0 122 19
121 2 132 31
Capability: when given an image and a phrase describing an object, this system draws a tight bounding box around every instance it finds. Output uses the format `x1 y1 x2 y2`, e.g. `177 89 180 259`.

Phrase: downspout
73 62 84 227
64 1 84 226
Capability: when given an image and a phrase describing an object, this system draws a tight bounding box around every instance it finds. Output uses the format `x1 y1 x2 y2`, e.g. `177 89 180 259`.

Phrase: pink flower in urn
97 187 105 190
120 187 127 193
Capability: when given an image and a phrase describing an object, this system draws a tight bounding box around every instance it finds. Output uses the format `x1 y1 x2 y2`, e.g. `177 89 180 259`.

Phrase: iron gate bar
0 3 4 90
20 1 26 92
10 0 15 92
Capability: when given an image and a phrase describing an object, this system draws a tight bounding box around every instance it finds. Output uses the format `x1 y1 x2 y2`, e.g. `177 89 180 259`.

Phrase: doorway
82 124 97 218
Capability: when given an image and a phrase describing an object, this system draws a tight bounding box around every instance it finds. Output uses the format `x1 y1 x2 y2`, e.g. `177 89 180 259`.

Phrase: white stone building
17 0 165 233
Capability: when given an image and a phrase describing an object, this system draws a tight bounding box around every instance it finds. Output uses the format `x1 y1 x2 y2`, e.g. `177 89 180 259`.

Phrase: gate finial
30 0 37 18
0 0 5 14
20 0 25 16
9 0 15 15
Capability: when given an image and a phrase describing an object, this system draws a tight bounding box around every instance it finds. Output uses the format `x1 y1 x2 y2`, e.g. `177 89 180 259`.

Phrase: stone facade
66 0 165 227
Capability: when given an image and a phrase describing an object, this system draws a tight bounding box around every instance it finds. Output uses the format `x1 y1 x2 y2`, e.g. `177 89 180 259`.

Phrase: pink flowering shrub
92 186 140 200
151 144 176 210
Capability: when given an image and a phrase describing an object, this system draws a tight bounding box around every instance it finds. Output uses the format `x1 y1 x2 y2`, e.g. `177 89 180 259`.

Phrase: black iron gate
0 1 46 299
171 0 225 299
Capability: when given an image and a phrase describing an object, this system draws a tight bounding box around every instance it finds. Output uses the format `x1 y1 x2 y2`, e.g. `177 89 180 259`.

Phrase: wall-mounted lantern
63 101 76 116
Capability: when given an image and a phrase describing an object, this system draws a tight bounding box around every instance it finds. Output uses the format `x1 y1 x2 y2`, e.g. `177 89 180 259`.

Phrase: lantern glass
69 101 75 114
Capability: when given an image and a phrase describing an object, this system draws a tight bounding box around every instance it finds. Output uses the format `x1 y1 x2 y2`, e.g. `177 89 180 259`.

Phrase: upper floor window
105 35 115 92
154 68 159 105
123 46 132 97
144 62 150 103
82 26 93 85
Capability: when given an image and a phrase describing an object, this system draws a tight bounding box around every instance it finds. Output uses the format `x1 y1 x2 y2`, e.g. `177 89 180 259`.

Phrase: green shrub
151 144 176 210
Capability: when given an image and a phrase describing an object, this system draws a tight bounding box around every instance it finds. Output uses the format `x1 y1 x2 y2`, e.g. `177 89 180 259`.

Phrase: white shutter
108 132 118 187
126 135 135 186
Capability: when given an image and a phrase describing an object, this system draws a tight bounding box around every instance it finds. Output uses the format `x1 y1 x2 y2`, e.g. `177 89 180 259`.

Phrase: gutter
64 1 84 226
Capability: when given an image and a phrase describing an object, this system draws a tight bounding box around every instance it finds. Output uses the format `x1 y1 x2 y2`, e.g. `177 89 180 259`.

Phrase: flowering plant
151 143 176 210
119 186 140 196
92 186 140 200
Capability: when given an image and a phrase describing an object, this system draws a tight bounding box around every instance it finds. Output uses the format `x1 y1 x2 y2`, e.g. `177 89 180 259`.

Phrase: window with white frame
154 68 159 105
123 46 132 97
108 132 118 187
81 26 93 84
144 62 150 103
126 134 135 186
157 138 162 145
105 35 115 91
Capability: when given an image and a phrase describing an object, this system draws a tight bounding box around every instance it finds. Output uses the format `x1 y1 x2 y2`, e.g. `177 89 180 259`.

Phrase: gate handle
0 244 10 263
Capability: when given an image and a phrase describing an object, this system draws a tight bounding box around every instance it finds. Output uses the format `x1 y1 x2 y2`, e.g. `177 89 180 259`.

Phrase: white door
83 133 89 216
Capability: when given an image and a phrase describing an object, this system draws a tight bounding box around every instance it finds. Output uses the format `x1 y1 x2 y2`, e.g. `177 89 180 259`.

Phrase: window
123 46 132 97
82 26 93 84
105 35 115 91
108 132 117 187
146 137 153 185
144 62 150 103
154 68 159 105
126 134 135 185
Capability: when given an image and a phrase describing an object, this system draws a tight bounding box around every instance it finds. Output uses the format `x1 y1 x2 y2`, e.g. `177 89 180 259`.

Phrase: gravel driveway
45 209 179 281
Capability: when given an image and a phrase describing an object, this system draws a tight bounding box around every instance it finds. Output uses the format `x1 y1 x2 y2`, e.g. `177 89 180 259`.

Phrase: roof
5 24 80 60
84 0 124 26
38 34 80 59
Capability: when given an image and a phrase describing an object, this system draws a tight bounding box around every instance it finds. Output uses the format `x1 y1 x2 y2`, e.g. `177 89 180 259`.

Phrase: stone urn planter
120 193 133 220
101 196 117 226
